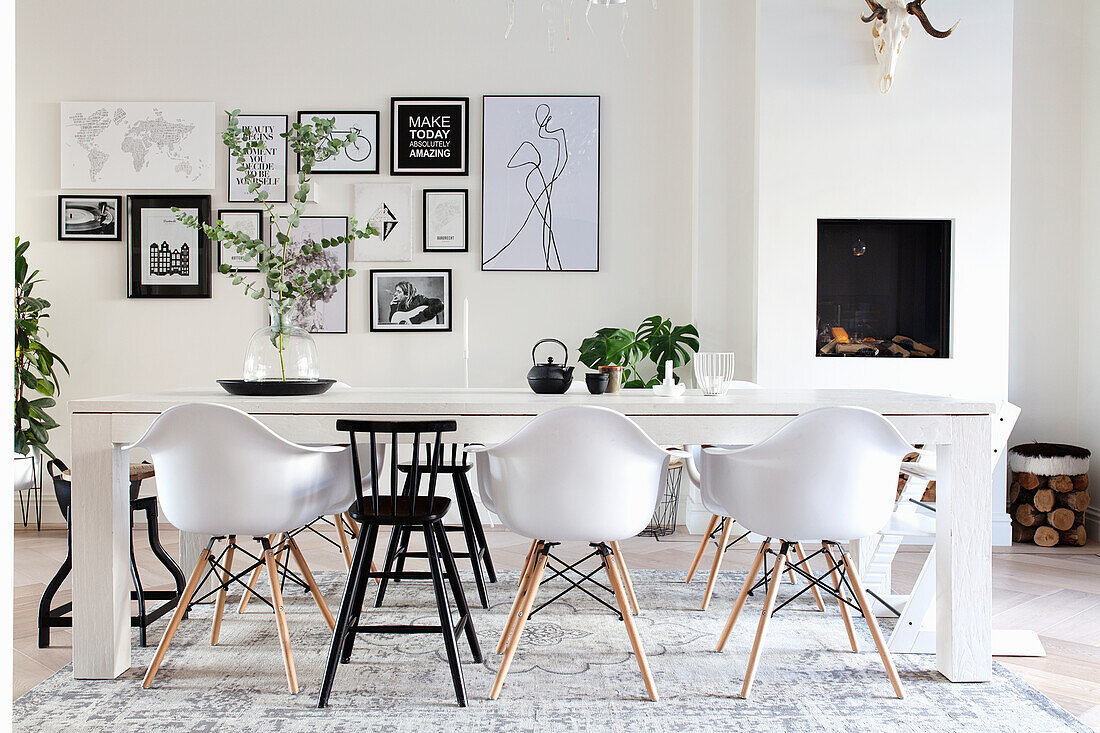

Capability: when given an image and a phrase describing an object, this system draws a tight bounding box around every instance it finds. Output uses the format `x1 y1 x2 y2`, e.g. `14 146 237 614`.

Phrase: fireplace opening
816 219 951 358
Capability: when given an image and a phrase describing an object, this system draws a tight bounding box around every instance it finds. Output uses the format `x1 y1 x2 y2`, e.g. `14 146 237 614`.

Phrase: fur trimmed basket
1008 443 1090 547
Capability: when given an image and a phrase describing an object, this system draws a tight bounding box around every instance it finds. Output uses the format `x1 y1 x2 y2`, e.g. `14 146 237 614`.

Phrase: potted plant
579 315 700 389
15 237 68 494
174 111 378 384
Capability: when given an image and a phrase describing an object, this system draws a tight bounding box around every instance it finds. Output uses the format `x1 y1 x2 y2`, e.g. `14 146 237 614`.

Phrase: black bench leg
38 510 73 649
451 474 489 608
459 473 496 583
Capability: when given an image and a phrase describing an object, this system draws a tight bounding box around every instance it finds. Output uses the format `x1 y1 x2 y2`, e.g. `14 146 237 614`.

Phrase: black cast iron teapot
527 339 575 394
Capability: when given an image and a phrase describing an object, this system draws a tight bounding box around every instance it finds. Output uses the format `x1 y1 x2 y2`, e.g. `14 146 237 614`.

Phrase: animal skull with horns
862 0 958 93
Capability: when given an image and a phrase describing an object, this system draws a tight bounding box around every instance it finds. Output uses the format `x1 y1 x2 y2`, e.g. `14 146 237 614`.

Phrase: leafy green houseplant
174 111 378 381
579 316 700 388
15 237 68 458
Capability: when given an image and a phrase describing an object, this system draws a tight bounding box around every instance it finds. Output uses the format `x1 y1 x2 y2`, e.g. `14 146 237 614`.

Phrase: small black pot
586 371 610 395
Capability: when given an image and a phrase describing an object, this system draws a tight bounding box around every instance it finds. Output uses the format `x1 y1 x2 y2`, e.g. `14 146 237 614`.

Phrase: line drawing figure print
484 103 569 270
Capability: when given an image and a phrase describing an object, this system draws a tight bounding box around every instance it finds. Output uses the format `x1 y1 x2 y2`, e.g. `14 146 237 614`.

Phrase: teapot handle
532 338 569 367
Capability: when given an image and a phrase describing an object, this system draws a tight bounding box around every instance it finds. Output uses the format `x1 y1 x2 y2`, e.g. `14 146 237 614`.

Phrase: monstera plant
579 315 700 388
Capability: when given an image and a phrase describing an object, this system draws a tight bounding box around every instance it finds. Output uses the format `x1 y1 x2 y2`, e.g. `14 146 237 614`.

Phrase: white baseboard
1084 507 1100 538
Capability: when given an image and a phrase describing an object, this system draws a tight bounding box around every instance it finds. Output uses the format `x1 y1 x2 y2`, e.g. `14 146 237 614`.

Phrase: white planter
13 450 39 492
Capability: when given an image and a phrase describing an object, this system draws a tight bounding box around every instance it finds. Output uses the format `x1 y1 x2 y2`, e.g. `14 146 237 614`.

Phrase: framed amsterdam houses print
127 195 211 298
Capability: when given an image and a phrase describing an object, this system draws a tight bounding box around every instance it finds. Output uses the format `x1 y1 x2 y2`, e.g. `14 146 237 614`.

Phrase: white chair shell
124 403 354 537
701 406 912 542
471 405 677 543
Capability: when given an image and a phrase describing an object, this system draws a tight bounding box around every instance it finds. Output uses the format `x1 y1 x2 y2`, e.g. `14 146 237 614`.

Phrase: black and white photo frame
297 111 379 174
228 114 287 203
216 209 263 272
481 95 600 271
370 269 452 332
58 195 122 241
390 98 469 176
127 195 211 298
423 189 468 252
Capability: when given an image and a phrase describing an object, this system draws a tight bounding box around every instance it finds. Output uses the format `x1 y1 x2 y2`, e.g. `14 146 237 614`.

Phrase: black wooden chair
380 442 497 609
318 420 482 708
39 458 187 648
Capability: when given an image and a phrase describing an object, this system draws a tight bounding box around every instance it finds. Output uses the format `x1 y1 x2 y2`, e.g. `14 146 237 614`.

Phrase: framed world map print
61 101 215 189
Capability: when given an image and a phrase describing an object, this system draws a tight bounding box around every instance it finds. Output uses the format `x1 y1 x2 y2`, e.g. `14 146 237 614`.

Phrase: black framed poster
216 209 263 272
228 114 288 203
297 111 379 174
370 269 452 332
423 189 468 252
58 195 122 241
390 98 468 176
127 195 211 298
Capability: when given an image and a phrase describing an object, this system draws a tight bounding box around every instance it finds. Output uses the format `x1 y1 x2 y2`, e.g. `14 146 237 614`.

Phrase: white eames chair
470 405 684 702
703 406 912 699
127 403 354 693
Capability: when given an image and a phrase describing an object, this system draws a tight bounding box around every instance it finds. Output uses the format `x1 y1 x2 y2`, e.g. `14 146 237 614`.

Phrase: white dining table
68 386 994 684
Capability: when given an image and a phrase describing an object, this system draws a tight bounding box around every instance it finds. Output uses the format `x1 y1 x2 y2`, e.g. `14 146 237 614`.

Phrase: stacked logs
1008 442 1091 547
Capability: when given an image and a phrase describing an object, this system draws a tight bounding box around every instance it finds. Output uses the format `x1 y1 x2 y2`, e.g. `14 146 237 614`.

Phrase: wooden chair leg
841 550 905 698
610 540 640 615
701 520 734 610
794 542 826 611
496 540 539 654
287 536 336 631
822 543 859 652
343 512 359 538
740 543 789 699
685 514 720 583
143 548 212 688
334 514 354 570
238 533 275 614
263 538 299 694
716 540 769 651
210 539 235 645
604 546 658 701
490 546 548 700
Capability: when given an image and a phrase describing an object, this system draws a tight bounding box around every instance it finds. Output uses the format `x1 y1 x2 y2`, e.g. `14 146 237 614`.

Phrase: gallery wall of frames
58 96 601 334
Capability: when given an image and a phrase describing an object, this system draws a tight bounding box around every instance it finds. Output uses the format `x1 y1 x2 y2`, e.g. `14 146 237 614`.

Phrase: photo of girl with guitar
370 269 452 332
388 281 444 325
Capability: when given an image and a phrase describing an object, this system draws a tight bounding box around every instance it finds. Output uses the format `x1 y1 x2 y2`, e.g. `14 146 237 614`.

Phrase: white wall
691 0 757 375
755 0 1014 401
1009 0 1083 447
15 0 695 511
1075 0 1100 534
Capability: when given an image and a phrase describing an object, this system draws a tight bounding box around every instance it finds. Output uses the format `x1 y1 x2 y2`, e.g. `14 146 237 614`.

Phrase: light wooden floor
12 524 1100 729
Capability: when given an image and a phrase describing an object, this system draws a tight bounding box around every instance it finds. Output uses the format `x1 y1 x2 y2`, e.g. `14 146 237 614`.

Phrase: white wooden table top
70 386 995 416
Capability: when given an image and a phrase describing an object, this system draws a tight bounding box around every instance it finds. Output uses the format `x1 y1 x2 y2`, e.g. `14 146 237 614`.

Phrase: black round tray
217 379 336 396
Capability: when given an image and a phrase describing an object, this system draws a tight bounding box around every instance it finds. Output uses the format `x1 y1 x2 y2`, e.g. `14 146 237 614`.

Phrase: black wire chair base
752 540 865 617
526 542 623 621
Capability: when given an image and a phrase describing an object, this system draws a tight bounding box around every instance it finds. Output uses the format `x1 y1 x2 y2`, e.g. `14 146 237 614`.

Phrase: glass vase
243 305 320 382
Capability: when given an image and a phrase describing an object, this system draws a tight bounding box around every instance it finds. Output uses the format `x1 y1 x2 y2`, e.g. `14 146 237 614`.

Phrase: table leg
936 415 992 682
180 531 215 599
71 413 130 679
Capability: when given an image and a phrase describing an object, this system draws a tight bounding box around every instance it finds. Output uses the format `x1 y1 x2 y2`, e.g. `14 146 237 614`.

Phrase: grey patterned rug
14 569 1087 732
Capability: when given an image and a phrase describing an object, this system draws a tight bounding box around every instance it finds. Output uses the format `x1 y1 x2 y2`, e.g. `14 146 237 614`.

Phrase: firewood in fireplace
836 343 879 356
887 342 911 357
819 338 838 355
831 327 850 344
892 335 936 356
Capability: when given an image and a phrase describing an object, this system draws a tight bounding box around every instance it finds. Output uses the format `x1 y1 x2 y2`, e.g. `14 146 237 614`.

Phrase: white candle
463 298 470 357
665 360 673 383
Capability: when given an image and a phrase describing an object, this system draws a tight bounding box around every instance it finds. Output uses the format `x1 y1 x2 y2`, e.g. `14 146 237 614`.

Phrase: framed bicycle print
296 110 379 174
